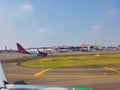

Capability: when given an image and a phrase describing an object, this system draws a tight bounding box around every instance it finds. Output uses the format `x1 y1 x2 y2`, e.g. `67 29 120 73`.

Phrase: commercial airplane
16 43 48 56
0 62 91 90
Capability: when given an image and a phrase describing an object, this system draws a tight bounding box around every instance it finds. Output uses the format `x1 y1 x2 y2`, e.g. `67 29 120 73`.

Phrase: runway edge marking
34 68 51 77
104 67 120 74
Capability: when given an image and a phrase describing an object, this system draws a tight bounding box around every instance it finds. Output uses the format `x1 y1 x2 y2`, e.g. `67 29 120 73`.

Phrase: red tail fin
16 43 30 54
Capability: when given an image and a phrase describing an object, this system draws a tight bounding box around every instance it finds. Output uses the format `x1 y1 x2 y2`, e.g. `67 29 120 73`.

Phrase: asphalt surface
1 52 120 90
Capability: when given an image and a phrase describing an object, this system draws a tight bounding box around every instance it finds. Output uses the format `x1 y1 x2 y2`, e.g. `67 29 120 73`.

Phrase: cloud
93 25 103 30
22 3 33 12
16 3 33 17
108 10 114 14
107 10 116 15
37 28 48 33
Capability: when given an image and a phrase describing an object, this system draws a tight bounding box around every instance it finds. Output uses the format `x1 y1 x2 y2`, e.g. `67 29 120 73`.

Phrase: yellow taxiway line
6 67 120 77
6 68 52 77
6 73 120 77
104 67 120 74
6 73 33 76
34 68 52 76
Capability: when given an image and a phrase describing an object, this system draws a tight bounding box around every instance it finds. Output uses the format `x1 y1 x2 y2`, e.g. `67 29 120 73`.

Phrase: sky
0 0 120 49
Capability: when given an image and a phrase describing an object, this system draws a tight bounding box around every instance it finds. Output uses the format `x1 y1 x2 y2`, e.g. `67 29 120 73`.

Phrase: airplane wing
6 85 73 90
0 62 8 84
0 62 8 89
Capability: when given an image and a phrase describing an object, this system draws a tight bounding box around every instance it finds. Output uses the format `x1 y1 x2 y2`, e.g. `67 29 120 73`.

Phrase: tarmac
1 51 120 90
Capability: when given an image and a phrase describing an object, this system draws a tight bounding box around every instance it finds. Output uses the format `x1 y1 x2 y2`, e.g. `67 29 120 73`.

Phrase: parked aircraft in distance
0 62 90 90
16 43 48 56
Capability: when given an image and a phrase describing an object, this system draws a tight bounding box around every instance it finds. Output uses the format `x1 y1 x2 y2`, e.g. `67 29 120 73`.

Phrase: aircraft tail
16 43 30 54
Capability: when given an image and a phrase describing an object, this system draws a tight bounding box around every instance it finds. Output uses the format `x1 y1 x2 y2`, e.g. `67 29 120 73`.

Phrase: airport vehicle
0 62 91 90
16 43 47 56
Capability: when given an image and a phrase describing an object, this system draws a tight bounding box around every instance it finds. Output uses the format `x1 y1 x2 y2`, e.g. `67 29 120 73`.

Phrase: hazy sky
0 0 120 49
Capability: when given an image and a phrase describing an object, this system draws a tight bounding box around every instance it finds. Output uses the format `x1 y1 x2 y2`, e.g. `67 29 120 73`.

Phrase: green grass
20 54 120 68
